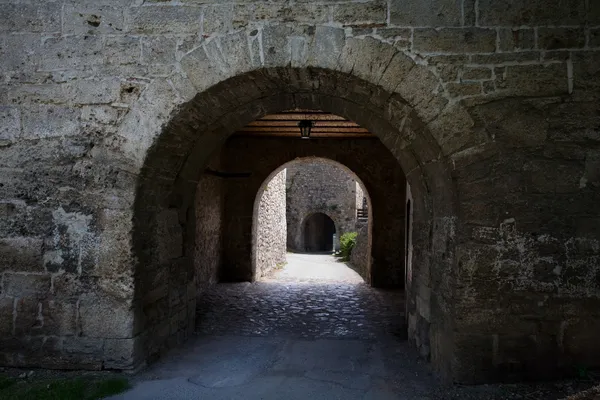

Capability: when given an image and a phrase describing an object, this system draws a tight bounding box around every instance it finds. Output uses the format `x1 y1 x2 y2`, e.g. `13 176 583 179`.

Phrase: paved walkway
263 252 364 284
109 254 593 400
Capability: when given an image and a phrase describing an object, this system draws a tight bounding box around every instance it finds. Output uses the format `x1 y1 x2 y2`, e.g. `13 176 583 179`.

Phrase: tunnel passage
303 213 336 253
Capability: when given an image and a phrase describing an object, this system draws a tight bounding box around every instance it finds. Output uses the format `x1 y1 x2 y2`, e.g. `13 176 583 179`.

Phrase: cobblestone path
110 254 597 400
196 253 406 339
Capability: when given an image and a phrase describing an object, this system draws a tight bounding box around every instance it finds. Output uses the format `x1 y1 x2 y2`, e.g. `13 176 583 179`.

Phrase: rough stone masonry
0 0 599 384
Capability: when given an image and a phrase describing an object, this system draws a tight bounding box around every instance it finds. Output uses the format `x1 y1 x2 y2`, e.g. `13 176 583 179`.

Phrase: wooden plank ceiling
232 110 373 138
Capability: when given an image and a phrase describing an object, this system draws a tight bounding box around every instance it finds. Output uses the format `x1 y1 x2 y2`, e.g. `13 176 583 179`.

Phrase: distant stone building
285 159 362 253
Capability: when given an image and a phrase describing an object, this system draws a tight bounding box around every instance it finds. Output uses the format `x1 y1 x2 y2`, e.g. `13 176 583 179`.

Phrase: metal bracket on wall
204 168 252 178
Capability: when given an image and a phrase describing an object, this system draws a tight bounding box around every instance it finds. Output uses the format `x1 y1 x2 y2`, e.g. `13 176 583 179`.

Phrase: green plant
0 376 129 400
339 232 358 261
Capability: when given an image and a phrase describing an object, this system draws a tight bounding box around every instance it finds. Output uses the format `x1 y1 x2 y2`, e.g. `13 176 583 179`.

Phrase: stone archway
115 27 463 381
302 213 336 253
131 69 457 379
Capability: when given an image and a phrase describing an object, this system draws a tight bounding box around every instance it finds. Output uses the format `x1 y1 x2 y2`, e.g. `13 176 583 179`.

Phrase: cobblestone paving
112 254 597 400
197 254 405 339
196 282 405 339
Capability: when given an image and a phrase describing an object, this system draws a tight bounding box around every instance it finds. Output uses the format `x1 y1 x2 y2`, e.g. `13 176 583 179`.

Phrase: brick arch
251 156 374 282
128 26 468 379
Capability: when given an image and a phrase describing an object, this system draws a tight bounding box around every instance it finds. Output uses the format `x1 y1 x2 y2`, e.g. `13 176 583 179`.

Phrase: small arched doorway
303 213 336 253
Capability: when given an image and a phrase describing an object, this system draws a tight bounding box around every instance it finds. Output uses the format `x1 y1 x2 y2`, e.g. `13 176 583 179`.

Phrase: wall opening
303 212 336 253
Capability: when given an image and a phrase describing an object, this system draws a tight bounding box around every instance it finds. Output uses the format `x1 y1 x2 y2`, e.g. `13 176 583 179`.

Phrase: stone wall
255 169 287 279
286 160 358 252
0 0 598 384
350 222 369 280
194 165 223 294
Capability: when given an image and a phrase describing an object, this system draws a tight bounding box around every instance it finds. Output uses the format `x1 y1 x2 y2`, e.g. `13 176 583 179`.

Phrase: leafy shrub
339 232 358 261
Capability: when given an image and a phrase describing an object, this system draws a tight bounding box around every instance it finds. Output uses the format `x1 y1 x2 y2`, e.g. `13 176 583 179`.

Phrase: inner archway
303 213 335 253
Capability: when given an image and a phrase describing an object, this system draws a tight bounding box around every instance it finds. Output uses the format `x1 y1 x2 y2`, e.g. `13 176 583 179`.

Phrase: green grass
0 376 129 400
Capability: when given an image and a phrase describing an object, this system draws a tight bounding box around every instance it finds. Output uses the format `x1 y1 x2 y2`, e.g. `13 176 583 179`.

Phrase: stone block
590 28 600 48
14 297 41 335
21 105 80 139
142 36 177 65
104 35 141 65
338 37 397 83
470 52 540 65
0 107 21 142
572 52 600 92
0 34 40 72
262 24 292 68
63 3 124 35
79 293 134 338
40 35 103 71
0 297 14 336
379 52 415 93
390 0 462 26
3 273 51 298
477 0 587 26
42 300 78 336
503 63 568 96
203 4 233 34
0 3 60 33
332 1 387 26
413 28 496 53
63 336 104 355
233 3 327 27
81 105 119 126
524 160 583 194
104 336 143 369
538 28 585 50
307 26 346 70
66 78 121 105
498 29 535 51
0 237 43 273
126 6 202 34
462 67 492 80
445 81 481 97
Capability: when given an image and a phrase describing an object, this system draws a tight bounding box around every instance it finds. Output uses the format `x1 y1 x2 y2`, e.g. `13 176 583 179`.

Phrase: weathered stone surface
0 107 21 142
104 337 142 369
39 36 103 70
0 297 13 337
478 0 587 26
0 237 43 272
498 29 535 51
3 273 50 298
141 36 177 65
63 3 124 35
462 67 492 80
79 293 134 338
126 6 202 34
390 0 462 26
0 3 60 33
413 28 496 53
332 1 387 26
572 52 600 91
538 28 585 50
255 170 286 278
503 63 568 96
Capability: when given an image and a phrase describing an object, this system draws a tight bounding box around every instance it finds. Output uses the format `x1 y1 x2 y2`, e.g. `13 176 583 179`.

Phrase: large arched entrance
124 29 461 382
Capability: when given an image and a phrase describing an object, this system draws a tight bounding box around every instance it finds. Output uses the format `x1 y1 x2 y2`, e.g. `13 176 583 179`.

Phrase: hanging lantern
298 120 314 139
